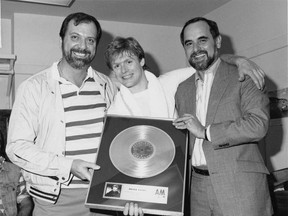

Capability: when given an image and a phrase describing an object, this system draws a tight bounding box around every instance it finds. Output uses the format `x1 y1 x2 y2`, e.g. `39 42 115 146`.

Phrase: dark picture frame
86 115 188 216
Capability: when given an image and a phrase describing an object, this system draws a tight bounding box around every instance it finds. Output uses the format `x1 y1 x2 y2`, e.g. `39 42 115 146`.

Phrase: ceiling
2 0 231 27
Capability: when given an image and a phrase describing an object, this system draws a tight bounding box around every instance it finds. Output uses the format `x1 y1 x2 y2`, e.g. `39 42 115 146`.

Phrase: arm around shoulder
220 54 265 90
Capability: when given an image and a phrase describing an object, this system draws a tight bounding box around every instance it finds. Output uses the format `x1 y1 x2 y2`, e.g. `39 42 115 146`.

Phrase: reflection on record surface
109 125 175 178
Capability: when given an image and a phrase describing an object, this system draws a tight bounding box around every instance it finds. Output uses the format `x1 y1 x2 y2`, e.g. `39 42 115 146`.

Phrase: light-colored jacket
6 62 116 203
175 61 272 216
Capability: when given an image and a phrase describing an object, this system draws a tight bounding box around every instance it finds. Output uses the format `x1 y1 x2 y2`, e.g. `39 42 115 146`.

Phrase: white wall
13 14 63 91
100 20 186 73
206 0 287 90
206 0 288 171
0 19 12 54
0 18 13 109
12 13 185 93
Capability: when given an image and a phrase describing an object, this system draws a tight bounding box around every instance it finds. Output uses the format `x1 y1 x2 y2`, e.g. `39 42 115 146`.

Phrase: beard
62 45 95 70
188 49 218 71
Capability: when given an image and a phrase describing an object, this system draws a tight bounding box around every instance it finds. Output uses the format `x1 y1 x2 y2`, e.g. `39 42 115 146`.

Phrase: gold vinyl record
109 125 175 178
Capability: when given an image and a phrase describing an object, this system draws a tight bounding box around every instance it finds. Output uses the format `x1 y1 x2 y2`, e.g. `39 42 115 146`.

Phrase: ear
59 37 63 49
140 58 145 67
216 35 222 49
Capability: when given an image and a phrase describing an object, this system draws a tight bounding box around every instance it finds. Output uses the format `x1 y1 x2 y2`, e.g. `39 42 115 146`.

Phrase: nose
78 38 87 49
192 43 200 53
120 64 128 74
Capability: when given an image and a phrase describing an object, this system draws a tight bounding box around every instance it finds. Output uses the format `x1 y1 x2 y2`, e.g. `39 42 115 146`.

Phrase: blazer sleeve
209 76 270 149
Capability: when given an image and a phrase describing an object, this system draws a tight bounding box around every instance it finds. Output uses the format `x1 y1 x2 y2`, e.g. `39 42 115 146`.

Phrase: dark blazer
175 60 273 216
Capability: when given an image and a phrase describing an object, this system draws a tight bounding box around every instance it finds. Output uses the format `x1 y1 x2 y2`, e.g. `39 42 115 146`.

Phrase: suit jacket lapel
186 75 197 152
206 61 229 126
189 76 197 117
178 75 196 116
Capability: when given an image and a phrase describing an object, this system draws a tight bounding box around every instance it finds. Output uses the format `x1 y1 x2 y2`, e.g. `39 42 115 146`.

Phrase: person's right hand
71 159 100 181
123 202 144 216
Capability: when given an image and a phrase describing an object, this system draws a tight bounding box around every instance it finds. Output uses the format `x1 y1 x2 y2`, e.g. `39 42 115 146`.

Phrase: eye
87 38 96 45
112 64 120 70
198 38 208 45
199 39 207 44
184 41 193 48
71 35 79 41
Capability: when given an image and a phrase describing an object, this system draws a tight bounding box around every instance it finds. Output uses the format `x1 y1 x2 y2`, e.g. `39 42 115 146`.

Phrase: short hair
180 17 220 46
104 36 148 70
59 12 102 45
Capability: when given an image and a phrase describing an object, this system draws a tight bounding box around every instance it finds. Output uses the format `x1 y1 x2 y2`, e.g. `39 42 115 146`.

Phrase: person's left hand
123 202 144 216
173 113 205 139
237 58 265 90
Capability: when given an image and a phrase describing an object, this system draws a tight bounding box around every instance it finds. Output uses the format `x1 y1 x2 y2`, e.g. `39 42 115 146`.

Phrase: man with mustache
173 17 273 216
6 12 117 216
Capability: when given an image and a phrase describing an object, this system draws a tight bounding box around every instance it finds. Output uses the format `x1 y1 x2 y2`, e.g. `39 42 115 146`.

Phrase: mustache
70 48 91 55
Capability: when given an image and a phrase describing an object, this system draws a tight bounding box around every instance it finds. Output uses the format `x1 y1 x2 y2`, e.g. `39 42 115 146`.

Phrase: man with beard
6 13 117 216
173 17 273 216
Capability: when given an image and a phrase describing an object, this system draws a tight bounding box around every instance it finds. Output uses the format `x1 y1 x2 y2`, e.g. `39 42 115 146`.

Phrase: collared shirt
57 70 106 189
192 58 221 167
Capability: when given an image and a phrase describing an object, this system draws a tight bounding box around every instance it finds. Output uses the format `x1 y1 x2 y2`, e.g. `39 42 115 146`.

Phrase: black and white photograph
0 0 286 216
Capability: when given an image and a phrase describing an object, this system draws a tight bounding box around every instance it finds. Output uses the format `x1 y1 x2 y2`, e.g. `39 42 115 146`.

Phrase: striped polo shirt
58 71 106 188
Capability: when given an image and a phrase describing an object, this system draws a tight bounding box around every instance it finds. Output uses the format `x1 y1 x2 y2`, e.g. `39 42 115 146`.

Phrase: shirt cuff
57 156 74 183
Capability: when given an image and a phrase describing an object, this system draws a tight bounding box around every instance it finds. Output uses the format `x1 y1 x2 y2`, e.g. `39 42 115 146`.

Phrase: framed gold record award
85 115 188 216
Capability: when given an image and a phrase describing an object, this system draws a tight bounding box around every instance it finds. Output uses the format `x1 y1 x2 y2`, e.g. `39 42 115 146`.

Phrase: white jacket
6 62 116 203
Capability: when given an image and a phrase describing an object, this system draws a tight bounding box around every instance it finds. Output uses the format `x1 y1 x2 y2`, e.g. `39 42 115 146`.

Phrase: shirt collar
53 61 94 84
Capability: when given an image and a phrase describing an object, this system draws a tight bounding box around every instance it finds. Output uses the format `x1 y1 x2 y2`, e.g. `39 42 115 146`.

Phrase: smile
193 53 206 59
72 51 88 58
122 74 133 79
